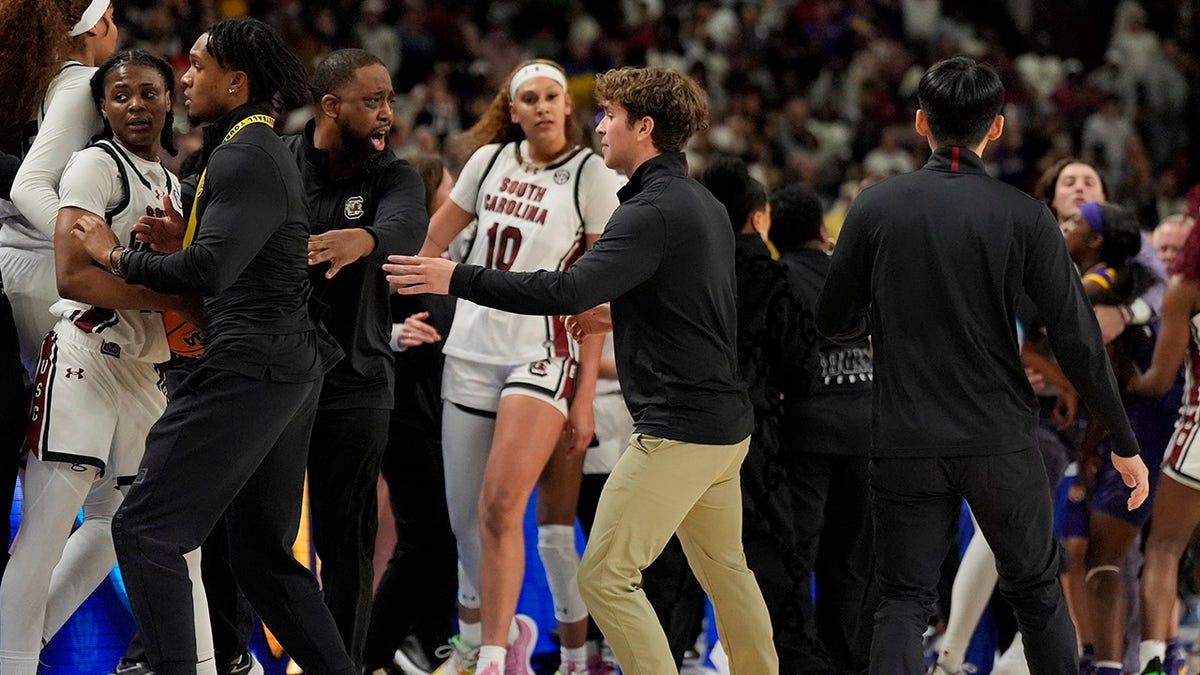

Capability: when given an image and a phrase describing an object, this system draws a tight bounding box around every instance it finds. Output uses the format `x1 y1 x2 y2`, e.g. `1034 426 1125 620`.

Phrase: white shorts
584 390 633 475
0 246 59 379
1164 402 1200 491
26 329 167 483
442 353 576 417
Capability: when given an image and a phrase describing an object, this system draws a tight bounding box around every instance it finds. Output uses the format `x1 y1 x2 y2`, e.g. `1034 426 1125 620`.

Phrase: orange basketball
162 311 204 357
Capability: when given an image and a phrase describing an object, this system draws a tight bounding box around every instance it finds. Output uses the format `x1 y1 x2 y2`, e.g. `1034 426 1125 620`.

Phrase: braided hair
90 50 178 156
204 18 309 112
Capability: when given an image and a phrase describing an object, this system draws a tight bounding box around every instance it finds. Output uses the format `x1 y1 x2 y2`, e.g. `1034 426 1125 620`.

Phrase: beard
339 124 390 174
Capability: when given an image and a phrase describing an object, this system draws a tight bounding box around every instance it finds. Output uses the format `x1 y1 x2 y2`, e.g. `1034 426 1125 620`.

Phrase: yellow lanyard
183 114 275 249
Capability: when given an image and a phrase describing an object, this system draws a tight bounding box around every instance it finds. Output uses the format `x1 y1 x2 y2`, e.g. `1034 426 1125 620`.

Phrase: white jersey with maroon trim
49 139 178 362
1165 313 1200 487
443 141 622 365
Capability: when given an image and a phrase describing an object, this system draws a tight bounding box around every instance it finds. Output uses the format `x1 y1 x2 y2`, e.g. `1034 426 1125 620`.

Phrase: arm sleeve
361 162 429 262
449 203 664 316
815 197 872 341
57 149 122 219
579 156 623 236
11 67 103 240
1024 207 1141 457
447 143 500 214
123 143 291 295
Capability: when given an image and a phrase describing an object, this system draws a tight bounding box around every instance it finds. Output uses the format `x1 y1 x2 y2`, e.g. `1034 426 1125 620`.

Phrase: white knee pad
458 558 481 610
537 524 588 623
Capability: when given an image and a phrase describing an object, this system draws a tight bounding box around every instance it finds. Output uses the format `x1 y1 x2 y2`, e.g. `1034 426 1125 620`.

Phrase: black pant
0 288 25 581
112 366 353 675
121 358 254 670
869 447 1077 675
789 452 875 674
362 351 456 669
307 405 390 669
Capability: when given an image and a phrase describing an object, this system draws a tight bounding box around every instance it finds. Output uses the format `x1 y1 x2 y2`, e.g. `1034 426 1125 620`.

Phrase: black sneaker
1142 656 1168 675
111 660 154 675
392 634 437 675
219 651 263 675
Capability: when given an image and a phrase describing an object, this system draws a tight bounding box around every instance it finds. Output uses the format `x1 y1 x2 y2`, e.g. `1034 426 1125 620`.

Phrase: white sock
561 645 587 668
507 617 522 644
477 645 507 673
460 620 482 647
1095 660 1124 671
1140 640 1166 669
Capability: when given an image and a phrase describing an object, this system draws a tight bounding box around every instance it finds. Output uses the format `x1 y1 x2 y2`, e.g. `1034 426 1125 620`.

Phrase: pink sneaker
586 653 617 675
503 614 539 675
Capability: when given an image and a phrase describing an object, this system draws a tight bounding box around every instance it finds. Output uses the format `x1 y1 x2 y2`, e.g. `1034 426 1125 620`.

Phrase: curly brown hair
0 0 95 133
457 59 580 157
594 66 709 153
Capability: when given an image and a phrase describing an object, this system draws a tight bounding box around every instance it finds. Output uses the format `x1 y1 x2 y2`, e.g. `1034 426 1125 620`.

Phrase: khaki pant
578 433 778 674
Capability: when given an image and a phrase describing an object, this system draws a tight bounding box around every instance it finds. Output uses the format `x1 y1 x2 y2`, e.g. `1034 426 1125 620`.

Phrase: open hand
309 229 375 278
383 254 456 295
565 304 612 342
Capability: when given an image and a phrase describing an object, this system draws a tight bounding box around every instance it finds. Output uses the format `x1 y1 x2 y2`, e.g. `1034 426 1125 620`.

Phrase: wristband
1127 298 1153 325
108 245 127 277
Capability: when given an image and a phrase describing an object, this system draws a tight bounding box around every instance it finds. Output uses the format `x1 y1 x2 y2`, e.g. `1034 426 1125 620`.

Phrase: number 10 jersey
443 141 622 365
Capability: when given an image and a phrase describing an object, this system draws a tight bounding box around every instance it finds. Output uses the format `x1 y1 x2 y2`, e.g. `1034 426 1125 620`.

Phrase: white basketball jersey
50 139 178 362
443 141 621 365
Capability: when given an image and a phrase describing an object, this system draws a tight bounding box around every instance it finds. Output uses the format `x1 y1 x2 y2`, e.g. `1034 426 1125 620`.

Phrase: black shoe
393 635 436 675
219 651 263 675
111 660 154 675
1141 656 1167 675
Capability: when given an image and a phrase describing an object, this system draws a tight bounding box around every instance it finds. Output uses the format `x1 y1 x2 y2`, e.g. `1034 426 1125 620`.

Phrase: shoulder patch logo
344 195 365 220
553 168 570 185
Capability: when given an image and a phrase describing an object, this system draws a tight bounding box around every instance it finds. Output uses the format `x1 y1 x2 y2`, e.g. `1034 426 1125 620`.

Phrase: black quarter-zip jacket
282 121 427 409
816 145 1140 459
449 152 753 445
124 103 335 382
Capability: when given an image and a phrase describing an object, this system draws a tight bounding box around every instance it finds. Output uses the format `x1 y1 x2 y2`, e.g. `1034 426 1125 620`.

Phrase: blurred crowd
111 0 1200 231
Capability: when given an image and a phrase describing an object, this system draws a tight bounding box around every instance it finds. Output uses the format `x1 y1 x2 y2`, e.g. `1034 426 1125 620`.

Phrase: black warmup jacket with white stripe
815 145 1141 459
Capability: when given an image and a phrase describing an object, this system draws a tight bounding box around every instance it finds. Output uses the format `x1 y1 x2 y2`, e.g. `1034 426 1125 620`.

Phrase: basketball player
0 50 206 675
411 59 621 675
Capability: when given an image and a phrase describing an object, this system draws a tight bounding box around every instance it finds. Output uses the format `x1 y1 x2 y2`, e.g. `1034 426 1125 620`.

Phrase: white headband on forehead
508 63 567 99
69 0 110 36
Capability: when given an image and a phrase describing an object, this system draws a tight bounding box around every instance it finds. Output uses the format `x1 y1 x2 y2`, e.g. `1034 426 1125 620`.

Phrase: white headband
508 63 567 100
69 0 110 37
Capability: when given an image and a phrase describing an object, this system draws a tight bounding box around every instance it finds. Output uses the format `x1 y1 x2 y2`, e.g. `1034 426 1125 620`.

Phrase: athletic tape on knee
458 559 481 610
1085 564 1122 583
538 525 589 623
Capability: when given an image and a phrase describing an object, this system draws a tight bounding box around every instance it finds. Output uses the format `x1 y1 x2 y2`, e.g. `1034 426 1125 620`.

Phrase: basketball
161 311 204 357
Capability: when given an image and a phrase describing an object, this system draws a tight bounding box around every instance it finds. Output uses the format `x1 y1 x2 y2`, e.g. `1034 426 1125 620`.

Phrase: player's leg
536 433 589 673
475 391 564 673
